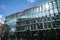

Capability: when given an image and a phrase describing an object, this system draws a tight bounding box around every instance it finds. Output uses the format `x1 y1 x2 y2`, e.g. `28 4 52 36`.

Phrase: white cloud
0 5 6 9
0 15 4 24
27 0 36 3
0 15 3 19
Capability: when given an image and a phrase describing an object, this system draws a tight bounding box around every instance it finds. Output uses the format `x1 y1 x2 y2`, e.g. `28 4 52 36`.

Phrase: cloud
0 15 4 24
27 0 36 3
0 5 6 9
0 15 3 19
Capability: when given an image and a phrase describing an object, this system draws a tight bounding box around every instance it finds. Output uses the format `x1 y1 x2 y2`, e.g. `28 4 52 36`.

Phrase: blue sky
0 0 48 23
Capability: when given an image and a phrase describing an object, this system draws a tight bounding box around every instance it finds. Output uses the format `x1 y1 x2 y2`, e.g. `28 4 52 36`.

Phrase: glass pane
44 23 47 28
37 23 43 29
36 7 39 13
49 2 53 9
42 12 46 17
42 4 45 12
58 8 60 12
38 13 42 17
45 11 50 17
57 0 60 2
47 22 51 28
45 3 49 10
57 2 60 7
39 6 42 12
50 9 54 14
53 1 57 8
54 8 58 15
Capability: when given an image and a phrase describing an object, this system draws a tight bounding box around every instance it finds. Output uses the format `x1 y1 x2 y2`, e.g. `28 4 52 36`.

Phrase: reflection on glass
42 12 46 17
36 7 39 13
45 3 49 10
50 9 54 14
53 2 57 8
49 2 53 9
45 11 50 17
39 13 42 17
39 6 42 12
57 0 60 7
42 4 45 12
58 8 60 12
54 8 58 15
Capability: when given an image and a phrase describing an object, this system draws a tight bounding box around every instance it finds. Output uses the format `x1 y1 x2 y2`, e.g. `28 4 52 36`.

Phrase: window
38 13 42 17
37 23 43 29
39 6 42 12
47 17 50 21
50 9 54 15
42 4 45 12
52 22 56 28
44 23 47 28
33 25 36 29
27 26 30 30
54 8 58 15
36 7 39 13
58 8 60 12
45 11 50 17
45 3 49 10
42 12 46 17
57 0 60 7
34 8 36 13
47 22 51 28
53 1 57 8
49 2 53 9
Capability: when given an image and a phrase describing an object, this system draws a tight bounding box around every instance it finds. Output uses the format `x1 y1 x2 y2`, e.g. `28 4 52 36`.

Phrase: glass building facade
4 0 60 39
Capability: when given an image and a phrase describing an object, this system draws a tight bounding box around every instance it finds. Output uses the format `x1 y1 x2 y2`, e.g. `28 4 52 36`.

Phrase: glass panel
54 8 58 15
44 23 47 28
58 8 60 12
36 7 39 13
53 1 57 8
45 3 49 10
47 22 51 28
57 0 60 7
45 11 50 17
50 9 54 15
57 0 60 2
38 13 42 17
57 2 60 7
49 2 53 9
33 25 36 29
47 17 50 21
37 23 43 29
39 6 42 12
52 22 56 28
42 12 46 17
42 4 45 12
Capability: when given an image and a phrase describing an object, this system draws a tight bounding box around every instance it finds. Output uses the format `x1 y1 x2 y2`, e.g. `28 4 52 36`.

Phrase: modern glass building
4 0 60 39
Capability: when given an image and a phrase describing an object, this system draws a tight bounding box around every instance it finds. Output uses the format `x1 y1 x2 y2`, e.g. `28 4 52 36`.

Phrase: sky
0 0 48 23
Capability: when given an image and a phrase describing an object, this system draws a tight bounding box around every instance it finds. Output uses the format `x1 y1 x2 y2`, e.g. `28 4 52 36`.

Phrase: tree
2 24 10 40
25 30 33 40
47 28 57 40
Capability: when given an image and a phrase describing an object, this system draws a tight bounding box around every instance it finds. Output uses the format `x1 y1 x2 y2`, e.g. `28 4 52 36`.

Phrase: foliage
47 28 57 40
25 30 33 40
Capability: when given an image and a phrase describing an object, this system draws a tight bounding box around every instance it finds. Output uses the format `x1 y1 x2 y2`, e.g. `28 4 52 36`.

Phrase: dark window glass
37 23 43 29
52 22 56 28
44 23 47 28
58 8 60 12
47 17 50 21
47 22 51 28
51 16 55 20
57 0 60 7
